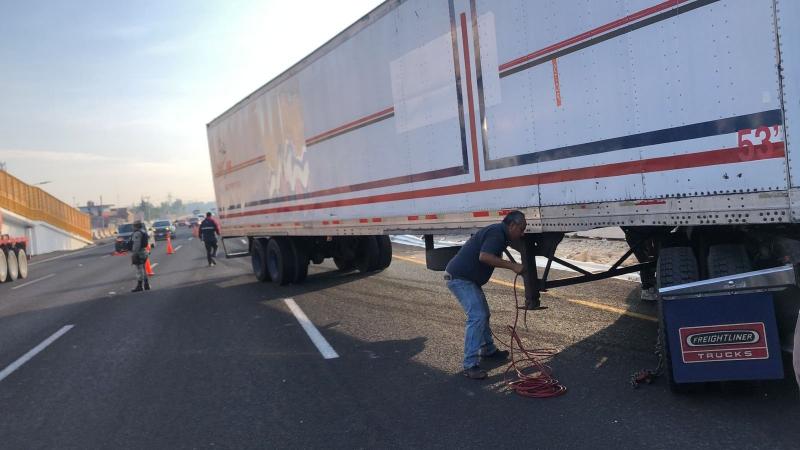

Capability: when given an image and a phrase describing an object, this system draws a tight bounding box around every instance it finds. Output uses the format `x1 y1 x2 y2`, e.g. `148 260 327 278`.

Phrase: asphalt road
0 229 798 449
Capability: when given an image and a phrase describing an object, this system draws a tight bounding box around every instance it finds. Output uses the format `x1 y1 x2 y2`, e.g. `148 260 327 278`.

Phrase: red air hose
492 274 567 398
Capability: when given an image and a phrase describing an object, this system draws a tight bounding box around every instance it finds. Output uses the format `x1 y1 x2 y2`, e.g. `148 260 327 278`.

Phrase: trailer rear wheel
656 246 701 393
290 239 309 283
376 235 392 270
267 238 295 285
251 239 270 282
16 248 28 279
707 244 752 278
355 236 379 273
658 298 699 394
6 249 19 282
333 256 355 272
0 250 7 283
656 246 698 289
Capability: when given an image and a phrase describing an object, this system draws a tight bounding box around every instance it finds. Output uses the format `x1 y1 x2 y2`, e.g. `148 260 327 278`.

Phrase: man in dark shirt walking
445 210 527 379
199 212 221 267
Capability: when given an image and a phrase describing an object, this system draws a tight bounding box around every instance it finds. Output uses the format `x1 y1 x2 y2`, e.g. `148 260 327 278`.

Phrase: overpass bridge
0 170 91 256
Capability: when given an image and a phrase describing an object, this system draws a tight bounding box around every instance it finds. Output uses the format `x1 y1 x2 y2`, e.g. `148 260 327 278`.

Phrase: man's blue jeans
447 277 497 369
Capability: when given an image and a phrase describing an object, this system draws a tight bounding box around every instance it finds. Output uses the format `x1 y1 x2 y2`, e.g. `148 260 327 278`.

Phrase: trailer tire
6 249 19 282
267 238 295 285
0 250 7 283
251 239 270 282
707 244 752 278
376 235 392 270
355 236 380 273
16 248 28 279
658 298 698 394
333 256 355 272
290 239 309 284
656 246 698 289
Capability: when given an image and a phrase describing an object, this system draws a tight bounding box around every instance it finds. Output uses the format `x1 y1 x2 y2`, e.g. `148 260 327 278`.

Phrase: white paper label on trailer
391 31 459 134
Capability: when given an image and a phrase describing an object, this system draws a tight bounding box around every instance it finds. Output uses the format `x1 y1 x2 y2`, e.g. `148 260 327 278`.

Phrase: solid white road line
188 237 193 241
283 298 339 359
174 245 182 252
29 243 113 266
11 273 55 290
151 263 159 268
0 325 74 382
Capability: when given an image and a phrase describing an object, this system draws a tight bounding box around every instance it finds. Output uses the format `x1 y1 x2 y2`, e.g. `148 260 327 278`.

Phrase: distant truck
0 234 29 283
207 0 800 389
0 210 29 283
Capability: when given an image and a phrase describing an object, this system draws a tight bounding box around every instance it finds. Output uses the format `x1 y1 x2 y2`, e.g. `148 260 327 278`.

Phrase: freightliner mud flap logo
678 323 768 363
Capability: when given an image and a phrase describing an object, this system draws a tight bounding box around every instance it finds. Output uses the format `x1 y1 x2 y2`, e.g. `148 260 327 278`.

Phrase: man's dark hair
206 212 212 218
502 210 525 226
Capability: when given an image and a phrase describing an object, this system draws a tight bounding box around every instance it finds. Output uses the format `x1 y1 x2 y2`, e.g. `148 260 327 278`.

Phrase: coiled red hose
492 274 567 398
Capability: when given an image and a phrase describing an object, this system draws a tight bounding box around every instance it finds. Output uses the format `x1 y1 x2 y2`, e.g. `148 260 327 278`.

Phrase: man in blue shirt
445 210 527 379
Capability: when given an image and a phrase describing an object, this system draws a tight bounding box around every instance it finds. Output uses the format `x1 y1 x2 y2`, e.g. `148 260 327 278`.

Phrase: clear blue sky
0 0 381 206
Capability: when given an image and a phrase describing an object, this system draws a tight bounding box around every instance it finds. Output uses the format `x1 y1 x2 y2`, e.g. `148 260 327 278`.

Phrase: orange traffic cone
145 244 155 276
166 234 175 255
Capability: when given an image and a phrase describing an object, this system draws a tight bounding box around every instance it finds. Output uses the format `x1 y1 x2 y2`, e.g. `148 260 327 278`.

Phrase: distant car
176 219 188 227
114 223 156 252
188 217 200 226
152 219 175 241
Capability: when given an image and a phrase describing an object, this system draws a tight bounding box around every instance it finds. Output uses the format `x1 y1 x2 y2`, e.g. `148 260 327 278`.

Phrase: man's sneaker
463 365 487 380
482 349 509 361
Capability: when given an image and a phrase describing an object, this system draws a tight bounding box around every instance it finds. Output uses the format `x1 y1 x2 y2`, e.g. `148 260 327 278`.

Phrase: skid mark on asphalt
392 254 657 322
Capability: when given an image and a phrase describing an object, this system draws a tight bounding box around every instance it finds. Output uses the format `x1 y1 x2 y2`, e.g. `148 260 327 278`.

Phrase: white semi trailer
207 0 800 389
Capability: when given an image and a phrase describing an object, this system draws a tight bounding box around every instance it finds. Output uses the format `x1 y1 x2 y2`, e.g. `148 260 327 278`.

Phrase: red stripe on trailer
461 12 482 183
552 58 562 107
408 215 419 221
306 107 395 146
472 211 490 217
322 221 330 225
214 155 267 177
332 220 341 225
425 214 438 220
499 0 691 72
220 142 784 219
359 219 369 223
372 218 382 223
635 199 667 206
498 210 512 216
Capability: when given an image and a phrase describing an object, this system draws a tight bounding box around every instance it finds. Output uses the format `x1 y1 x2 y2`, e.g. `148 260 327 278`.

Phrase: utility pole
140 196 151 221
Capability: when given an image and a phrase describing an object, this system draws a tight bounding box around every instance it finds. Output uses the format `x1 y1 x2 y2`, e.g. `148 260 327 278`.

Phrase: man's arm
479 252 524 274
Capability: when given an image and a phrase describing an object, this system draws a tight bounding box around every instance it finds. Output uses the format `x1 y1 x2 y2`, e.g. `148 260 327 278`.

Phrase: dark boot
143 279 151 291
131 281 144 292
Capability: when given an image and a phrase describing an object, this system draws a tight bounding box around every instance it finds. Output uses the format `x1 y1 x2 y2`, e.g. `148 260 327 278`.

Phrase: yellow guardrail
0 170 91 241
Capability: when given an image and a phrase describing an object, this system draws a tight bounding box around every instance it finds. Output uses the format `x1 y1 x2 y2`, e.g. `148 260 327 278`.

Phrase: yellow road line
393 254 658 322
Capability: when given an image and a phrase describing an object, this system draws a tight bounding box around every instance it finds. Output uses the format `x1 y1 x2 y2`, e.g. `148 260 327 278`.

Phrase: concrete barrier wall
1 207 91 255
92 227 117 240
